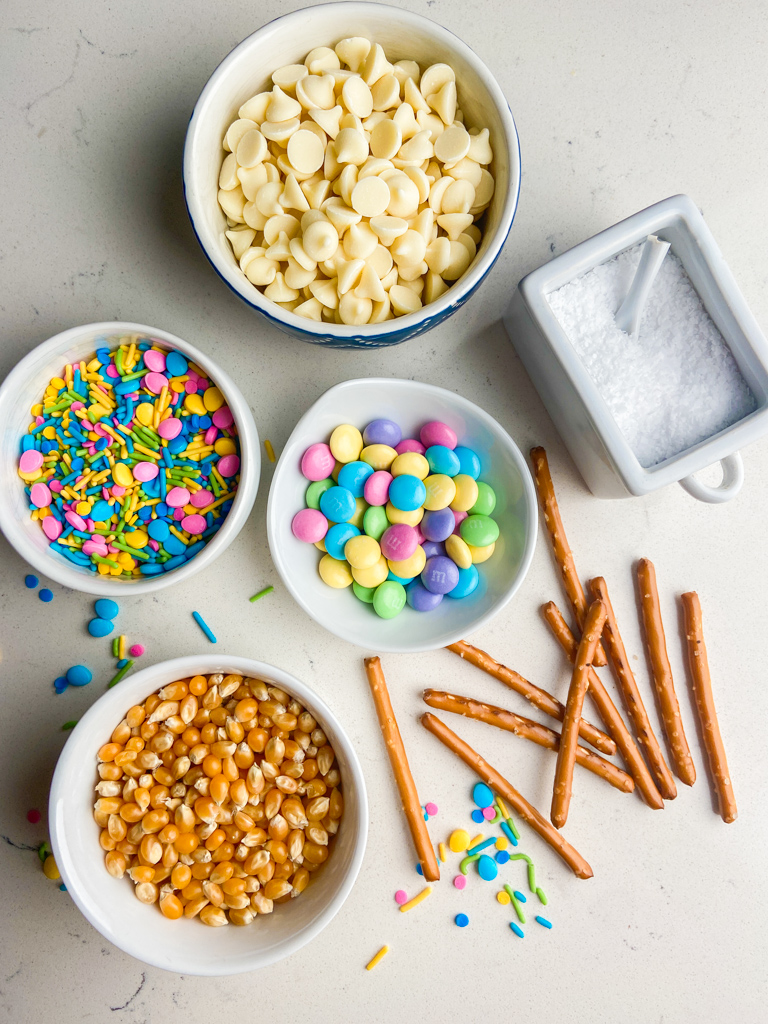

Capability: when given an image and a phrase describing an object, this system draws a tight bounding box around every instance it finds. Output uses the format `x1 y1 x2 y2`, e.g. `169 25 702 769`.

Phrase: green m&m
372 580 407 619
469 481 496 516
460 514 500 549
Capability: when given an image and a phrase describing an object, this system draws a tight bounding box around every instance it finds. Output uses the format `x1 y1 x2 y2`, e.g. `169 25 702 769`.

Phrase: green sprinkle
113 540 150 560
93 555 120 568
115 347 124 376
112 637 119 657
527 863 536 893
107 659 134 689
119 369 146 382
249 585 274 603
61 720 78 731
536 888 548 905
504 884 526 924
38 841 51 863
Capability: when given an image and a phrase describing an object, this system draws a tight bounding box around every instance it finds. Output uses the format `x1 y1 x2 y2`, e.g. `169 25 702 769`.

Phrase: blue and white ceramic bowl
183 2 520 348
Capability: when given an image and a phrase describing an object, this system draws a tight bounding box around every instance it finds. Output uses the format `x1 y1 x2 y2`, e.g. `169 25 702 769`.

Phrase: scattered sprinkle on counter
365 945 389 971
536 916 553 929
27 809 41 824
39 588 53 602
192 610 217 643
394 890 409 905
454 913 469 928
18 336 240 578
249 585 274 603
25 574 38 588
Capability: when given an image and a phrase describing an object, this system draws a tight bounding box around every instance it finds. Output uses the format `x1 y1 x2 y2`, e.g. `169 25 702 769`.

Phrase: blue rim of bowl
182 3 521 348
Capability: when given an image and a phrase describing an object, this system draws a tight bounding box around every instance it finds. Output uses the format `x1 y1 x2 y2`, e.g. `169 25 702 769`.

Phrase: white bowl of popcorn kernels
183 2 520 347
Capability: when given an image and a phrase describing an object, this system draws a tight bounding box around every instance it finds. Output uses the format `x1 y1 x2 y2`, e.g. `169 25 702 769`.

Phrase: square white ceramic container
504 194 768 502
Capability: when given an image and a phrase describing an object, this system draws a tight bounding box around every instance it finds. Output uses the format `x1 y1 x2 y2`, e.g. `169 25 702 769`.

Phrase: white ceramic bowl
0 322 260 595
183 1 520 348
267 378 538 652
49 655 368 975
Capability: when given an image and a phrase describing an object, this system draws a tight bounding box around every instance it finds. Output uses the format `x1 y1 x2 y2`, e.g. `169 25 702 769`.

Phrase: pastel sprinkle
471 809 484 823
24 575 38 588
454 913 469 928
27 809 41 824
394 890 408 905
496 850 510 864
438 842 446 863
536 888 548 905
365 945 389 971
107 659 134 688
249 585 274 603
497 890 511 905
466 836 497 857
264 439 276 462
536 916 553 929
510 922 525 938
500 821 519 847
94 598 119 620
399 886 432 913
514 890 527 902
39 588 53 602
65 664 91 687
425 802 438 816
416 863 423 875
453 875 466 890
477 854 497 881
495 837 509 851
449 829 470 853
192 610 217 643
472 782 494 808
128 644 145 658
61 721 78 730
482 806 496 821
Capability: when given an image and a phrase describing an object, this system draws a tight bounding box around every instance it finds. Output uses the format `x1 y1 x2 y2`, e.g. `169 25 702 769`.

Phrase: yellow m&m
330 424 364 464
450 474 479 512
423 474 456 510
319 554 353 588
391 452 429 479
361 444 397 471
387 544 426 580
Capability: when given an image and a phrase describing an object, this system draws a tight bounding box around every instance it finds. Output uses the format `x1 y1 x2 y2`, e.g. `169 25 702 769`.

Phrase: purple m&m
421 555 459 594
406 579 443 611
363 419 402 448
421 540 446 559
421 507 455 543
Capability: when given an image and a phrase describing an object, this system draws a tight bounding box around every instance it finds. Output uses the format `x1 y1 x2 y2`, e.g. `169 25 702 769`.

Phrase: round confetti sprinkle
471 809 484 823
39 588 53 602
496 890 511 905
394 890 408 905
453 875 467 890
425 802 438 816
477 854 498 881
482 806 496 821
24 575 38 589
496 850 510 865
129 644 145 658
416 863 423 875
449 828 470 853
65 664 92 687
495 837 509 851
472 782 494 808
454 913 469 928
27 809 41 824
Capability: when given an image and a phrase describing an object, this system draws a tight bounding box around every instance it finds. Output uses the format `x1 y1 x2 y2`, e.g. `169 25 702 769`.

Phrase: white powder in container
547 243 757 467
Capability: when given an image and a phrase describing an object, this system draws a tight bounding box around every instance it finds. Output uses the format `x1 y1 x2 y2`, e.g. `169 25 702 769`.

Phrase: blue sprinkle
39 588 54 602
138 506 152 521
514 890 527 902
155 502 169 517
510 922 524 938
90 499 113 521
472 782 494 808
25 575 39 589
535 916 552 929
467 836 497 857
66 665 92 687
140 564 164 575
454 913 469 928
471 809 484 823
163 535 186 556
94 598 119 620
500 821 519 847
59 883 67 892
165 351 188 377
496 850 510 864
53 677 68 693
163 554 187 571
416 863 423 875
192 610 217 643
88 618 114 637
116 658 129 669
477 854 497 881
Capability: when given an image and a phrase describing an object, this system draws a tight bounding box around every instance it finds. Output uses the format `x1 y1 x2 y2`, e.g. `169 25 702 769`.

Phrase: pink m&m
181 514 206 535
363 470 392 506
395 438 426 456
453 510 468 534
143 371 169 394
157 416 182 440
217 454 240 478
301 443 335 482
133 461 159 482
420 421 457 450
380 523 418 561
190 489 214 509
19 450 44 474
30 482 52 508
292 508 328 543
166 486 191 508
143 349 166 372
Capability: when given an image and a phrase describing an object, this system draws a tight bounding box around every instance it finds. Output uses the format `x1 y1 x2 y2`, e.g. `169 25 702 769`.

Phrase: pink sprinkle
49 480 63 493
27 809 41 824
35 415 45 426
181 514 206 535
217 454 240 478
148 539 159 552
212 406 234 430
111 485 126 497
30 482 52 508
65 511 87 531
81 420 95 430
144 371 169 395
133 461 159 482
107 544 120 554
143 349 166 373
166 486 191 508
19 450 44 473
190 489 214 509
157 416 182 440
106 364 119 378
197 378 209 391
86 518 95 532
173 508 185 521
184 380 198 394
394 890 409 905
42 517 63 541
171 390 181 405
83 540 108 556
129 644 145 658
482 806 495 821
425 802 438 816
94 423 110 437
102 487 110 500
453 875 467 890
187 369 199 382
70 402 84 411
204 425 218 446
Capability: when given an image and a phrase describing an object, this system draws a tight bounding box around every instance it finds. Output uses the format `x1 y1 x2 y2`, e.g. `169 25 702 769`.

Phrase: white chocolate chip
437 212 474 241
420 63 455 99
472 168 495 208
294 297 324 320
342 221 378 260
369 118 402 161
335 37 372 73
225 227 256 260
370 293 392 321
242 201 267 230
434 123 470 166
367 244 394 280
297 74 336 111
264 272 299 303
238 93 271 122
361 43 393 86
280 173 311 212
309 105 343 139
218 186 246 221
392 102 420 140
272 64 308 93
442 240 472 280
404 76 430 114
441 177 475 214
305 46 340 75
239 245 265 272
386 172 421 217
302 219 339 262
425 236 451 274
369 215 408 247
391 229 427 268
447 157 483 187
289 236 317 271
336 258 365 294
254 182 284 218
467 127 493 165
237 163 268 200
261 117 301 143
244 256 278 286
338 291 372 325
263 214 300 245
323 198 362 232
350 175 390 217
342 76 374 118
219 152 240 190
236 129 268 168
309 277 340 309
334 128 369 165
266 85 302 122
397 130 433 165
224 118 258 153
355 263 387 302
371 75 400 111
389 284 423 315
416 109 445 141
392 60 420 86
284 256 318 290
287 129 325 174
428 80 457 125
424 270 449 304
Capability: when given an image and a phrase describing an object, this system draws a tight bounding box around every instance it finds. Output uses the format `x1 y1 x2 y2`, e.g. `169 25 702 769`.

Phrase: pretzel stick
447 641 615 756
543 601 664 810
420 713 593 879
423 689 633 793
637 559 696 787
681 592 737 823
530 446 607 666
364 657 440 881
551 599 607 828
589 577 677 801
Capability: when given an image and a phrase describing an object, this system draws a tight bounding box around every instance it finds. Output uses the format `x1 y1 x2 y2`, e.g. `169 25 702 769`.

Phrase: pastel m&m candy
380 523 418 562
421 555 459 595
325 523 359 560
423 474 456 510
394 438 425 455
460 514 500 548
390 452 429 479
363 419 401 447
292 508 328 543
388 474 426 512
469 481 496 516
319 485 356 524
360 444 397 471
421 506 455 542
329 424 363 464
448 564 479 599
420 421 457 449
318 554 353 588
450 474 479 512
363 470 392 506
406 579 442 611
301 443 335 481
344 534 381 570
372 580 406 619
337 460 373 497
454 446 481 479
425 445 460 477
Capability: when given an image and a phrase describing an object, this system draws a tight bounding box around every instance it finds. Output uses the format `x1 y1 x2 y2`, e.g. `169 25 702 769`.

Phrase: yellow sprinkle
214 437 236 457
496 890 511 905
64 365 73 384
76 501 91 516
133 444 160 460
113 463 133 487
125 342 136 369
118 635 126 660
42 855 60 880
169 525 190 546
211 465 226 490
264 439 276 463
365 945 389 971
495 837 509 851
203 491 235 513
399 886 432 913
496 798 510 820
469 834 485 848
181 477 202 492
449 829 471 853
438 843 447 863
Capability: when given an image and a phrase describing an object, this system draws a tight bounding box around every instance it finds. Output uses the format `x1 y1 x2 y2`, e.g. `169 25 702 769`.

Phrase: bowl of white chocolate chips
183 2 520 347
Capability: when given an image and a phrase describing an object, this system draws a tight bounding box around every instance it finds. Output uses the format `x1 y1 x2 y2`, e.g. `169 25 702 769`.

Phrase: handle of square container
678 453 743 503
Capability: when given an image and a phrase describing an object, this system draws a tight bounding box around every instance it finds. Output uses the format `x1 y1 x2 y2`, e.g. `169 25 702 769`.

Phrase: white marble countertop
2 1 767 1021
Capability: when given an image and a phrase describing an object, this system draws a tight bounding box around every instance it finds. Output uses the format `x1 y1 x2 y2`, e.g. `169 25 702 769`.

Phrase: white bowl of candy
183 1 520 347
49 655 368 974
0 322 260 595
266 378 538 652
